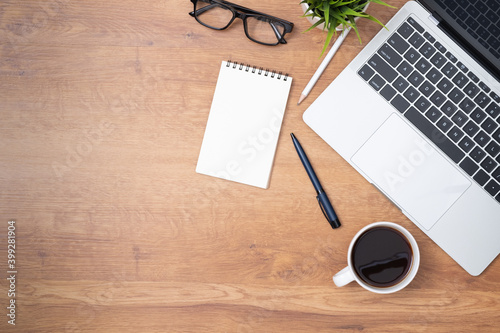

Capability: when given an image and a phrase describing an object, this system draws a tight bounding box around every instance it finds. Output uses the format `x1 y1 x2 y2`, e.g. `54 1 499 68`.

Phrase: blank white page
196 61 292 189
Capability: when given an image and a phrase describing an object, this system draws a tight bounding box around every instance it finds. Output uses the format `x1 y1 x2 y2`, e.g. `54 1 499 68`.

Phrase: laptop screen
420 0 500 81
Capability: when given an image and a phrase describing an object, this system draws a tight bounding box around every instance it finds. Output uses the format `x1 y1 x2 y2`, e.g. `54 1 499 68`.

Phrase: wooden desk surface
1 0 499 332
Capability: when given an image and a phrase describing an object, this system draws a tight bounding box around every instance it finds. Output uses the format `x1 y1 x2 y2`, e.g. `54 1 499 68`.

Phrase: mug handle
333 267 355 287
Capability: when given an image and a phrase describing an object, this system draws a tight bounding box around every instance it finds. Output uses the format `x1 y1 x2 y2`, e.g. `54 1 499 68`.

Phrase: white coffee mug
333 222 420 294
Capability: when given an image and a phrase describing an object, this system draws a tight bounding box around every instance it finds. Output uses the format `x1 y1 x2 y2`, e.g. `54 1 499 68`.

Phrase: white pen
297 27 352 105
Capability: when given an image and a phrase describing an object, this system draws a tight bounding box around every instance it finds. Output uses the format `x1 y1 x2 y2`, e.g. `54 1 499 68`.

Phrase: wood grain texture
0 0 499 332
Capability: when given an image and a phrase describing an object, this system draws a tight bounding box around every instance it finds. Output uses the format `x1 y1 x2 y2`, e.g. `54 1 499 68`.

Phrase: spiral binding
226 60 288 81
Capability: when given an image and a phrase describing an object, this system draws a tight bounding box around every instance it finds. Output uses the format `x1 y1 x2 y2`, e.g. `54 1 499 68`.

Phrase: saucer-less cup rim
333 221 420 294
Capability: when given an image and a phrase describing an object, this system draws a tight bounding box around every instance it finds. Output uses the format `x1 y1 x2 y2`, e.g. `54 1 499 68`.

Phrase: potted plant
301 0 395 55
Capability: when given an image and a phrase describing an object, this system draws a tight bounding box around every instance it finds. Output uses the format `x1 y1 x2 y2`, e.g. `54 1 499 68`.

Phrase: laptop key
452 72 469 88
430 53 447 68
380 85 397 101
464 120 480 136
429 90 446 107
423 32 436 43
397 60 413 77
434 41 447 53
478 81 491 94
490 92 499 103
441 101 458 117
404 47 421 64
391 95 410 113
477 14 490 28
407 17 424 33
460 157 479 176
419 42 437 58
486 102 500 119
378 44 403 67
398 22 414 39
388 33 410 54
481 118 498 134
449 88 465 104
474 169 490 186
445 51 457 63
437 77 453 94
409 33 425 49
405 107 465 163
457 61 469 73
393 77 409 93
408 71 425 87
470 146 487 163
404 86 420 103
471 108 487 123
464 82 480 98
368 54 398 82
459 97 476 114
459 137 475 153
441 62 459 78
485 179 500 197
369 74 385 91
437 117 453 132
358 64 375 81
419 81 435 97
452 110 468 127
481 157 498 173
486 141 500 157
426 67 443 84
467 71 480 83
415 96 431 112
426 106 442 122
474 130 491 147
416 58 432 74
448 126 465 142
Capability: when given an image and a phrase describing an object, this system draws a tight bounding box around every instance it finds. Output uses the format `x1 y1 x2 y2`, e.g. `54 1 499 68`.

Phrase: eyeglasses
189 0 294 46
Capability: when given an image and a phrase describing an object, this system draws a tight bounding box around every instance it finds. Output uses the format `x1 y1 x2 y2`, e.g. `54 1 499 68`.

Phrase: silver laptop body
303 0 500 275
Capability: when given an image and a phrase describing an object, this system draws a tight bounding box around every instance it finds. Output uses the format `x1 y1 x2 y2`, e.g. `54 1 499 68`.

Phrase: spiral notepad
196 60 293 189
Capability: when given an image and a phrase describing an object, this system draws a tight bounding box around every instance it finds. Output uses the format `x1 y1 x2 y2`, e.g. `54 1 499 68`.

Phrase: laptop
303 0 500 276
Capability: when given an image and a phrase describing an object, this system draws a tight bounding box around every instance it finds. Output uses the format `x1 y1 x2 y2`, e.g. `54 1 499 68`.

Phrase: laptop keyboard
357 16 500 203
435 0 500 59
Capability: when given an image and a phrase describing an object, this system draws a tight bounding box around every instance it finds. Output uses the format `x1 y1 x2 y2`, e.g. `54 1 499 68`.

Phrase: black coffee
351 226 413 288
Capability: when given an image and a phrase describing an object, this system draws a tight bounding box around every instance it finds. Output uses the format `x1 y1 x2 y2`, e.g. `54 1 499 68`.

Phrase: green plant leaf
323 2 330 30
340 6 369 18
369 0 397 9
335 0 357 6
303 17 326 32
321 26 336 55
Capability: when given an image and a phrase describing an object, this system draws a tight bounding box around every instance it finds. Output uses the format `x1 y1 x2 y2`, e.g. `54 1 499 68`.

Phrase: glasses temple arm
220 0 293 26
189 3 219 17
269 22 287 44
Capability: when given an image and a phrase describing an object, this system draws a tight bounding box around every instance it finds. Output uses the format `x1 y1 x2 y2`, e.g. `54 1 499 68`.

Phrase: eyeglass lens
194 0 285 45
246 16 285 45
195 1 234 29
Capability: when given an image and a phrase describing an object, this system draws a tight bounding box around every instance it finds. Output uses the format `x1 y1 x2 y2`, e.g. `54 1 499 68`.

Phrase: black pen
290 133 341 229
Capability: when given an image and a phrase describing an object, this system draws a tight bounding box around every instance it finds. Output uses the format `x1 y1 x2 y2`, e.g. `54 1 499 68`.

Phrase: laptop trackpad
352 115 471 230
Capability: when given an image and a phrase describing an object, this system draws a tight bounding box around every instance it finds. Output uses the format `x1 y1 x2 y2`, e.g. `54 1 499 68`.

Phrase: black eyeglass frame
189 0 294 46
